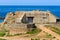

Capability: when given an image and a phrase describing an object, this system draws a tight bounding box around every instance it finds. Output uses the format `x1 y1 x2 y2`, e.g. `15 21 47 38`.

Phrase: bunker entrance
56 19 60 23
27 17 34 23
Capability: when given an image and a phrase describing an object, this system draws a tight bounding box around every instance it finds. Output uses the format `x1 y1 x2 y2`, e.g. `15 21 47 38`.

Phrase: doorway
27 17 34 23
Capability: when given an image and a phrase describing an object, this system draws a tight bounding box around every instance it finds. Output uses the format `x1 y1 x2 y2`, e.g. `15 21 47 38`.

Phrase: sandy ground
0 36 31 40
0 25 60 40
37 25 60 40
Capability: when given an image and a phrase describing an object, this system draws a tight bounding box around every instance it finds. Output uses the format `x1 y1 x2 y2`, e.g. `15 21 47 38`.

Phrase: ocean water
0 6 60 22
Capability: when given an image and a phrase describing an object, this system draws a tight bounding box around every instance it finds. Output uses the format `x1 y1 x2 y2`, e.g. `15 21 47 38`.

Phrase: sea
0 6 60 22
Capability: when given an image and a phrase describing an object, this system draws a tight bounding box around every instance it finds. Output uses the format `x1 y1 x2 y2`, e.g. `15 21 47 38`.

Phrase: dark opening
12 12 15 16
56 19 60 23
27 23 36 28
27 17 34 23
27 23 36 31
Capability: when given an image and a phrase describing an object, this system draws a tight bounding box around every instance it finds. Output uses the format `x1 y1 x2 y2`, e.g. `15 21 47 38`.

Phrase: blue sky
0 0 60 5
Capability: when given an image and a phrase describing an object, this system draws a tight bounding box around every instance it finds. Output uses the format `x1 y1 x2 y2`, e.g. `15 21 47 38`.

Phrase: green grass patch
13 33 22 36
45 25 60 35
31 38 39 40
26 28 41 34
7 34 13 36
46 32 52 38
0 29 9 37
7 33 22 36
0 38 6 40
51 29 60 35
0 31 6 37
51 27 60 35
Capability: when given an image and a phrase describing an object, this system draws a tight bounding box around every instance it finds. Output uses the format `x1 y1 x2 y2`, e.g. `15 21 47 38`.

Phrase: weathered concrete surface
1 10 58 35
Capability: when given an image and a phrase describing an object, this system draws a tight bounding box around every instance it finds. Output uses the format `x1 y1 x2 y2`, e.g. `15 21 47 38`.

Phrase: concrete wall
48 12 57 23
3 10 58 34
25 11 57 24
26 11 50 24
4 23 27 35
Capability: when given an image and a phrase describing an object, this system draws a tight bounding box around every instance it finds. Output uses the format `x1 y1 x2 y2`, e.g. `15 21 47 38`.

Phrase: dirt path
0 25 60 40
0 36 31 40
37 25 60 40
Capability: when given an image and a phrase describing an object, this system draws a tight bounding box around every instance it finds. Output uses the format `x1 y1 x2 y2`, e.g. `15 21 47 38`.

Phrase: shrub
48 34 51 36
7 33 22 36
14 33 22 36
26 28 41 34
0 31 5 37
31 38 39 40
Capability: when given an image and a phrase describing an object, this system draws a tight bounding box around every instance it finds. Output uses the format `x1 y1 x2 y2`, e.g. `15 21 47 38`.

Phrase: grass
0 38 6 40
45 25 60 35
31 38 39 40
46 32 52 38
26 28 41 34
48 34 52 37
0 31 5 37
47 26 60 35
51 27 60 35
7 34 13 36
0 29 10 37
13 33 22 36
0 27 10 37
7 33 22 36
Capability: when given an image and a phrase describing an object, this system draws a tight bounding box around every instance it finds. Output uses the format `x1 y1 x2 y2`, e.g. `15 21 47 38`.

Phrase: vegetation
0 31 5 37
45 32 55 38
7 34 13 36
13 33 22 36
26 28 41 34
46 32 52 38
4 29 9 32
51 27 60 35
7 33 22 36
48 34 52 37
6 31 12 36
31 38 39 40
45 25 60 35
0 38 6 40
